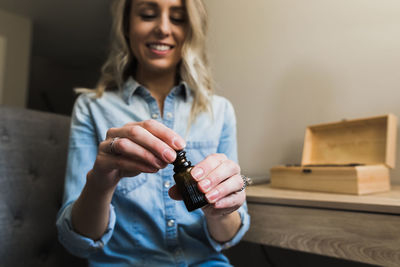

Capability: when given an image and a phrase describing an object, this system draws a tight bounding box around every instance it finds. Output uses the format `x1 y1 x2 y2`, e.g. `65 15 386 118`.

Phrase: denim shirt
56 78 250 267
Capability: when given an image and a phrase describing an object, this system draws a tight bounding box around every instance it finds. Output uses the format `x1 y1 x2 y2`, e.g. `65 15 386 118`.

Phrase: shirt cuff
56 201 116 258
203 203 251 252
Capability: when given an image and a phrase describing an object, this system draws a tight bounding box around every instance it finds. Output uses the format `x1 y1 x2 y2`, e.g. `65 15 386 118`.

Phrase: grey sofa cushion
0 106 86 267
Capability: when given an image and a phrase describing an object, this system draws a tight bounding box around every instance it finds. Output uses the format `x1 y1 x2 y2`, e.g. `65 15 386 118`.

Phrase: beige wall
205 0 400 184
0 9 31 107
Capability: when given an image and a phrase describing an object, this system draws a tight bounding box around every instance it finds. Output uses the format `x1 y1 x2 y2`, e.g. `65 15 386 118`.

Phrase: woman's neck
135 68 177 117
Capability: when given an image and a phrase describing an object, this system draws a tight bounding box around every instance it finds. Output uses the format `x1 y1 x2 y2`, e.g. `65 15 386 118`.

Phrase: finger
190 153 228 181
107 124 178 163
203 173 243 204
197 160 240 194
99 137 167 169
95 153 159 177
214 190 246 209
168 185 183 200
107 120 185 151
140 120 186 150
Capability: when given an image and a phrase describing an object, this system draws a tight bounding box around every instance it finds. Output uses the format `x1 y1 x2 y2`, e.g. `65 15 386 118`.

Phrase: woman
57 0 250 265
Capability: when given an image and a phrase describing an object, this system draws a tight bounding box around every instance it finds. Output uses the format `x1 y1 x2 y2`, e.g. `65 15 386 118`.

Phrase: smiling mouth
147 43 174 51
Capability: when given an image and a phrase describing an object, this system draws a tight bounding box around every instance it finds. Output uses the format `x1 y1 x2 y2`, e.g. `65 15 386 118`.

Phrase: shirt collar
121 77 191 105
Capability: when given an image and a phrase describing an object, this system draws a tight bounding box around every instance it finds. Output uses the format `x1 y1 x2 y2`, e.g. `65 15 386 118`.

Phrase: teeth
149 44 171 51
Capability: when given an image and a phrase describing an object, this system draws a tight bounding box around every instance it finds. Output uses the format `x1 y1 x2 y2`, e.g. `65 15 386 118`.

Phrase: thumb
168 185 183 200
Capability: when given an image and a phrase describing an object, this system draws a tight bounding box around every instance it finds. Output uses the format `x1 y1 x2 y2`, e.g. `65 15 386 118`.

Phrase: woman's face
129 0 188 75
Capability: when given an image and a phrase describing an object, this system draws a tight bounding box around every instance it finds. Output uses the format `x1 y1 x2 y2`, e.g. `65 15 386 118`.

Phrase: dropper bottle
172 150 208 212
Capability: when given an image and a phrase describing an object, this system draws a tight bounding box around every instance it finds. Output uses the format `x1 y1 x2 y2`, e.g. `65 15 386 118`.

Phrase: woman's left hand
169 153 246 216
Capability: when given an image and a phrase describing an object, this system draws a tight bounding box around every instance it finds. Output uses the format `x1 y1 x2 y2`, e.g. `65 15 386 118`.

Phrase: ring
110 137 120 155
239 175 253 191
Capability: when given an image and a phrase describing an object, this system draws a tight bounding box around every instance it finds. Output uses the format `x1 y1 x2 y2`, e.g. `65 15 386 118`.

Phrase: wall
28 56 100 115
205 0 400 184
0 8 31 107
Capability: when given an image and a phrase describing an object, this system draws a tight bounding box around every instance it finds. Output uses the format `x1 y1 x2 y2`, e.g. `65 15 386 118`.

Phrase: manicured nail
191 167 204 180
206 189 219 203
199 178 211 192
173 137 186 149
163 148 176 162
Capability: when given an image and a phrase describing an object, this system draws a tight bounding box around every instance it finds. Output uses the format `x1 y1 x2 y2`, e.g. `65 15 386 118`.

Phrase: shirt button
164 181 171 188
167 219 175 227
166 112 173 119
151 113 159 119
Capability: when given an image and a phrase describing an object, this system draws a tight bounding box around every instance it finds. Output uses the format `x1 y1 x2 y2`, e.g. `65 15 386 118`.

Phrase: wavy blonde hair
78 0 213 124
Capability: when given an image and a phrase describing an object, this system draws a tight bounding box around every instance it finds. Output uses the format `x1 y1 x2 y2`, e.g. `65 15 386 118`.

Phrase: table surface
246 184 400 214
243 183 400 266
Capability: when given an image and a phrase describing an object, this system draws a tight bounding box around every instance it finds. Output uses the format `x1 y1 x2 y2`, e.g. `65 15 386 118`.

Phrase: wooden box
270 114 397 195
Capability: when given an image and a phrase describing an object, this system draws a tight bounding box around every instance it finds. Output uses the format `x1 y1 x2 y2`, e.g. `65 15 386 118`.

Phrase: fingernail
206 189 219 203
173 137 186 149
155 158 165 168
163 148 176 162
215 200 224 208
199 178 211 192
191 167 204 180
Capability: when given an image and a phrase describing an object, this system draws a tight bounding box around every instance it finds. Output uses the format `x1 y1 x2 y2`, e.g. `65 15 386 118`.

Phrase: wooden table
243 184 400 266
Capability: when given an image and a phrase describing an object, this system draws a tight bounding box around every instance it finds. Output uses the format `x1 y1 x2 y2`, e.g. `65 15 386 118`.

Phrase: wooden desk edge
245 183 400 214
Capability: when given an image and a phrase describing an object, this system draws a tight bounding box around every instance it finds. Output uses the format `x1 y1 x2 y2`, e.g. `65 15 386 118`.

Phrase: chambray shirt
56 78 250 267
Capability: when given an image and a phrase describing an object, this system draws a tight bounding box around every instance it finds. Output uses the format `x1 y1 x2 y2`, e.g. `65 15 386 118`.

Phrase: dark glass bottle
172 150 208 212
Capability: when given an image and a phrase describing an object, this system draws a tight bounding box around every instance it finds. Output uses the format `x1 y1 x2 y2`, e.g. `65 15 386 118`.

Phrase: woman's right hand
88 119 186 192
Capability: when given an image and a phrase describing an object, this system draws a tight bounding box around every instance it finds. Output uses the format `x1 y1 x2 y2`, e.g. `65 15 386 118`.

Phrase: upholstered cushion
0 106 86 267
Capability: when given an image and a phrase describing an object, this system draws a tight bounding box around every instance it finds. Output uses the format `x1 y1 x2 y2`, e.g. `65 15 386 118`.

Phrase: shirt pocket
114 174 148 195
185 140 219 165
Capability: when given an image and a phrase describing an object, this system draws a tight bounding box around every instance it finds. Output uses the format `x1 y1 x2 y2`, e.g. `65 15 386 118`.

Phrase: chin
146 62 179 74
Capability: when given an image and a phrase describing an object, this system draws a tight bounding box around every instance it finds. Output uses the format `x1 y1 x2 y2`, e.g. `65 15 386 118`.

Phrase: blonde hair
78 0 213 124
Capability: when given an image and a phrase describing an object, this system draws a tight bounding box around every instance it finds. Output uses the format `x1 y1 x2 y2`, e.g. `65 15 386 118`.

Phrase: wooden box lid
301 114 397 168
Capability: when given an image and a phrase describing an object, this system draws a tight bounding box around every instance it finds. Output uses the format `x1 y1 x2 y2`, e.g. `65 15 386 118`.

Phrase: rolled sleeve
56 94 115 258
203 204 250 251
56 202 116 258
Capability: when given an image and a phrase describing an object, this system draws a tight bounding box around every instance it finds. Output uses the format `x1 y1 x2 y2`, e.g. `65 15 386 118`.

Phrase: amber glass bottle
172 150 208 212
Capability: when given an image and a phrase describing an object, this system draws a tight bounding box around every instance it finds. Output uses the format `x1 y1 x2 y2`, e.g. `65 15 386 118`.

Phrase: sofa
0 106 86 267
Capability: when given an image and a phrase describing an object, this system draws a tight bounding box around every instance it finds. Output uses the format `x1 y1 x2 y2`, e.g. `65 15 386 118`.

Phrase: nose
155 14 171 37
